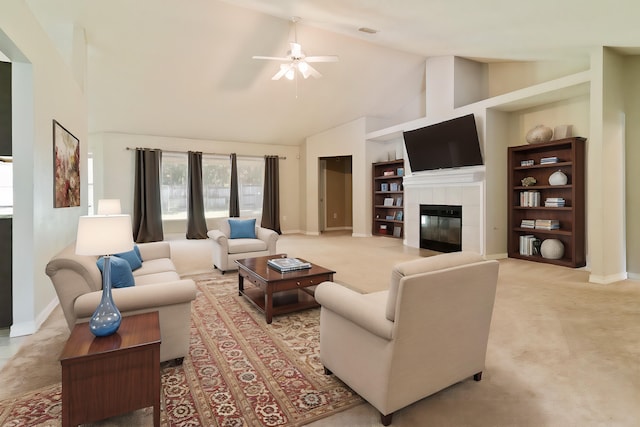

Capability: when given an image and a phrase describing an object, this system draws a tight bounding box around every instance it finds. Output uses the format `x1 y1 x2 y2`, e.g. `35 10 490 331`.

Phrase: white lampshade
75 214 134 256
97 199 122 215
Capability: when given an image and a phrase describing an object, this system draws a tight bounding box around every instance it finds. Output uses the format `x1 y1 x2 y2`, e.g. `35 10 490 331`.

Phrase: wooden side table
59 311 161 427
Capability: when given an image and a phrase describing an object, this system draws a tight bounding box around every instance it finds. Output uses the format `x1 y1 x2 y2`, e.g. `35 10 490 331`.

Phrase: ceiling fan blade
304 63 322 79
305 55 339 63
272 63 294 80
252 55 290 61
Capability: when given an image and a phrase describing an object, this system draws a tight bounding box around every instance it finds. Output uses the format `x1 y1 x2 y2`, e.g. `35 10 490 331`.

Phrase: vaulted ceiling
25 0 640 146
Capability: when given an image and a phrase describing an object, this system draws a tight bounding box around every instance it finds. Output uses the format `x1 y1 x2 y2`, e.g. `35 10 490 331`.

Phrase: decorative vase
540 239 564 260
90 255 122 337
526 125 553 144
548 170 568 186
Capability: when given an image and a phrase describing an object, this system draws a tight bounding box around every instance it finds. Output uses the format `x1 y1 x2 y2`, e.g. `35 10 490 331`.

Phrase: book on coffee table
267 257 312 272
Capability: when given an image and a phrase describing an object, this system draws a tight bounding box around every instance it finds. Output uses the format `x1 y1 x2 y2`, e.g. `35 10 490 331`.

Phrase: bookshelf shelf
372 159 404 238
507 137 586 267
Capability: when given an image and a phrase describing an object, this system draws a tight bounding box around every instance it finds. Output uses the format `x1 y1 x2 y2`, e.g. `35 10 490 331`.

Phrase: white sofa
46 241 197 363
315 251 499 425
207 218 278 273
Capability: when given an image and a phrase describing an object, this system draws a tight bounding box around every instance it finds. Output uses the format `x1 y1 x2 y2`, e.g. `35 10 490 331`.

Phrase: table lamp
75 214 133 336
97 199 122 215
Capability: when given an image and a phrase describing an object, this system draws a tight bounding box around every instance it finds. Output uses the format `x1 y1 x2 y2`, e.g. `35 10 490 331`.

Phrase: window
161 153 264 220
0 158 12 216
87 154 94 214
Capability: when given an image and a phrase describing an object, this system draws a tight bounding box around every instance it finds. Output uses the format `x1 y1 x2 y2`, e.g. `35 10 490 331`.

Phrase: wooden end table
59 311 161 427
235 254 335 324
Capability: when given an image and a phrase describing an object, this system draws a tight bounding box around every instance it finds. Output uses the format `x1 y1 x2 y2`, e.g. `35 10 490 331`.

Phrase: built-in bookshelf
372 159 404 238
507 137 586 267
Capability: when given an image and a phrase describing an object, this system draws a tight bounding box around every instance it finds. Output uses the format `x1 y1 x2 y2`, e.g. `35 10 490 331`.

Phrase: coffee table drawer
273 274 333 292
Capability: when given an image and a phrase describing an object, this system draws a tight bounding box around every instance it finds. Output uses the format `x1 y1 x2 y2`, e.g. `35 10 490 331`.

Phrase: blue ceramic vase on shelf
90 255 122 337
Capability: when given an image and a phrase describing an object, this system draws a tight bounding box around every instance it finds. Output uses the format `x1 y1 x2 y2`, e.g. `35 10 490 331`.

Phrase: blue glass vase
90 255 122 337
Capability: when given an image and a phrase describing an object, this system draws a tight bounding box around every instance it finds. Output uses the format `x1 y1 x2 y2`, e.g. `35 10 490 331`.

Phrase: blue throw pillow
133 244 142 262
229 218 256 239
114 247 142 271
96 256 135 288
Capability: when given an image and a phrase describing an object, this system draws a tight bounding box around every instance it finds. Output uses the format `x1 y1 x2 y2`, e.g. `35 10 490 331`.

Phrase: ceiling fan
252 17 339 81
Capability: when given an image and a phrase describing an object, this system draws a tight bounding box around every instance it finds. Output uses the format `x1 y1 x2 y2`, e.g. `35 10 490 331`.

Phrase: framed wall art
53 119 80 208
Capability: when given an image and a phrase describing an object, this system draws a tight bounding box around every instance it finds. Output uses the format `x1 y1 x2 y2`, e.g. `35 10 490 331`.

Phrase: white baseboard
280 229 302 235
627 272 640 281
486 252 508 260
351 233 370 238
11 297 59 338
588 271 628 285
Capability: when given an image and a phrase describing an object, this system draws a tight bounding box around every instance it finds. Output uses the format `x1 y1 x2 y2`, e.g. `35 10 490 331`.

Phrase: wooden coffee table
235 254 335 324
59 311 161 427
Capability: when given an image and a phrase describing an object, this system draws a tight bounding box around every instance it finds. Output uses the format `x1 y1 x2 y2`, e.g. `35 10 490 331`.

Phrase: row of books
519 235 542 256
379 224 402 237
545 197 565 207
540 156 559 164
380 183 401 192
520 191 540 207
521 219 560 230
520 193 567 208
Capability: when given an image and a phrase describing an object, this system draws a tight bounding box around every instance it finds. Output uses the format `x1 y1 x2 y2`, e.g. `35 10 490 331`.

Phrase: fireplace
420 204 462 252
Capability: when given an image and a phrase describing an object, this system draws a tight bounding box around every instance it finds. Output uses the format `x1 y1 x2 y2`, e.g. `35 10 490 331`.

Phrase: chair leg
473 371 482 381
380 412 393 426
323 366 332 375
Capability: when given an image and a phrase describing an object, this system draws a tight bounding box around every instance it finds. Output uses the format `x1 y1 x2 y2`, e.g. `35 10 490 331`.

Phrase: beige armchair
315 251 499 425
207 218 279 273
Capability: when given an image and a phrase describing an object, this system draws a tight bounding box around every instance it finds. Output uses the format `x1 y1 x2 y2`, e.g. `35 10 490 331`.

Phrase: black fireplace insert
420 204 462 252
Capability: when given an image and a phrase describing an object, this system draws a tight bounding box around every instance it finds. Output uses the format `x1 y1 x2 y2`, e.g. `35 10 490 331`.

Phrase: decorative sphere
549 170 568 186
526 125 553 144
540 239 564 259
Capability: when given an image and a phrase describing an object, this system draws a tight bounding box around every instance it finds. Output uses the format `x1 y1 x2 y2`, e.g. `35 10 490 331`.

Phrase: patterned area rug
0 273 363 426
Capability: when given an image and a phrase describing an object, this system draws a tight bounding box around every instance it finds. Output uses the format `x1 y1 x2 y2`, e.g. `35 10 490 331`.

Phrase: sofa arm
74 279 197 319
257 227 279 252
207 230 228 247
137 241 171 261
315 282 393 340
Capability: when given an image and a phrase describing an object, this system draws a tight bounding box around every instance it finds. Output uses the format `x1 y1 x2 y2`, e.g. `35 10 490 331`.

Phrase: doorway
318 156 353 233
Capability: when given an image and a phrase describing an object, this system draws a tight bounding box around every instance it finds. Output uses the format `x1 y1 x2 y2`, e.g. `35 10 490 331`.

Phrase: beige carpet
2 232 640 426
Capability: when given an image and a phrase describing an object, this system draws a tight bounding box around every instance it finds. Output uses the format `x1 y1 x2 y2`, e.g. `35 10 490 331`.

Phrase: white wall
0 3 87 336
587 47 627 283
624 57 640 279
92 133 302 234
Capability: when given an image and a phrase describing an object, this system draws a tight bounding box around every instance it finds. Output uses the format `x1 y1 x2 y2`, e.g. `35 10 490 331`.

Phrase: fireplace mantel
403 166 485 187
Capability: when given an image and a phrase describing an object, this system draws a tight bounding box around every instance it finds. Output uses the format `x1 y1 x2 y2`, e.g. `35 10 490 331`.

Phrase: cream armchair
315 251 499 426
207 218 279 273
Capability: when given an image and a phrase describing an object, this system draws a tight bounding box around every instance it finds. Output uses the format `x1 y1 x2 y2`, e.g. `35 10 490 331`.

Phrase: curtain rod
125 147 286 160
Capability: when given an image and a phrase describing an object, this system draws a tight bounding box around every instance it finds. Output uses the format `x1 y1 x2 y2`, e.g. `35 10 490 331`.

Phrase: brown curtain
186 151 208 239
133 148 164 242
229 153 240 217
261 155 281 233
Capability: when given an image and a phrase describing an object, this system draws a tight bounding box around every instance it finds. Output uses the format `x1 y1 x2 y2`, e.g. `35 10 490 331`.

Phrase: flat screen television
403 113 483 172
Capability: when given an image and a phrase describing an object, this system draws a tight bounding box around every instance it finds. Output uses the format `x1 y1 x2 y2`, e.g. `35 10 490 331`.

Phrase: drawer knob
296 281 301 286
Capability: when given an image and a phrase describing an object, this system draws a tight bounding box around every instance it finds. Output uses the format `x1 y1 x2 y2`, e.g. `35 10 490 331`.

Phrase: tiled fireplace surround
403 166 485 255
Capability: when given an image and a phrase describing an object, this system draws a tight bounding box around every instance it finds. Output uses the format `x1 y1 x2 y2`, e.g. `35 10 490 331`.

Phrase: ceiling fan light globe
297 61 309 73
285 68 295 80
